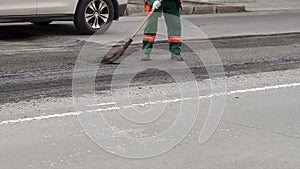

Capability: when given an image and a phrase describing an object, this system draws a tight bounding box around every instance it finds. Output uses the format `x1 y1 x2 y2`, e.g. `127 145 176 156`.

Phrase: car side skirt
0 14 74 23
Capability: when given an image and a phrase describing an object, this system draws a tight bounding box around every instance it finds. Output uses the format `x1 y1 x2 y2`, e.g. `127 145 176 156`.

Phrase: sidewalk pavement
73 11 300 45
217 0 300 12
126 0 300 15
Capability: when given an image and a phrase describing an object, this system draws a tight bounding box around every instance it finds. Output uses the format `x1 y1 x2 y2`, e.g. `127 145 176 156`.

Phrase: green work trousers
143 0 182 55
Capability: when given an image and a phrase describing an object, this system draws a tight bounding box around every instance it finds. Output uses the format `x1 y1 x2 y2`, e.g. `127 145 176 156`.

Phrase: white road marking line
0 107 121 126
1 82 300 126
87 102 116 107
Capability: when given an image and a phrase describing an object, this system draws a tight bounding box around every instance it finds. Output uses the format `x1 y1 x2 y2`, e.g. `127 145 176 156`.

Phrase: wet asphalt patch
0 33 299 104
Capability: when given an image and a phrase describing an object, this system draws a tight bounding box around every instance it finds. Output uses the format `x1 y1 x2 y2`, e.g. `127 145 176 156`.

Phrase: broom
101 0 163 64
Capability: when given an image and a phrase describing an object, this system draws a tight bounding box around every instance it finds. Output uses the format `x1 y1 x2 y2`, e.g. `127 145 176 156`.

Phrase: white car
0 0 128 34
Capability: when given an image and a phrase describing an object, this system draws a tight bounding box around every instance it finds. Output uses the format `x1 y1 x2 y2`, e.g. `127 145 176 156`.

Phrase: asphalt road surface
0 11 300 169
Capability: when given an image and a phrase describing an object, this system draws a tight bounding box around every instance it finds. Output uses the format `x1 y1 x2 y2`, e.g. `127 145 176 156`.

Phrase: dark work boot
141 54 151 61
171 53 183 61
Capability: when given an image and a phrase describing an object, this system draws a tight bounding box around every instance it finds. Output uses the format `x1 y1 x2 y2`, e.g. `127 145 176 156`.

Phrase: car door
37 0 78 14
0 0 36 15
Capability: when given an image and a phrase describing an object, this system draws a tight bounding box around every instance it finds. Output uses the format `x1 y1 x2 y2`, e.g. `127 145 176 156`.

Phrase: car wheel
31 21 52 25
74 0 114 35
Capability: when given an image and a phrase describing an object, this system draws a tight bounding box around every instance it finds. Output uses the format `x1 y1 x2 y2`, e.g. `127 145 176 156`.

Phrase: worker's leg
142 9 162 55
163 0 182 55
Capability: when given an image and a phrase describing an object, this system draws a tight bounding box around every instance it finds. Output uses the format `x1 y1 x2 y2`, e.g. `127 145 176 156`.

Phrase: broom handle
130 0 163 40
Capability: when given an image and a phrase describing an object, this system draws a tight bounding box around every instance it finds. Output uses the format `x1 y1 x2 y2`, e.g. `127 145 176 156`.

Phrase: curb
190 5 246 15
126 4 246 15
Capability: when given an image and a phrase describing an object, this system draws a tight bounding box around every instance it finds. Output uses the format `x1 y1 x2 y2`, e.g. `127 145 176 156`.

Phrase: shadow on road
0 23 81 40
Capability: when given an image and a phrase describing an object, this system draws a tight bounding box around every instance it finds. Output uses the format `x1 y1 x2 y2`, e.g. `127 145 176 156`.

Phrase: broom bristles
101 39 133 64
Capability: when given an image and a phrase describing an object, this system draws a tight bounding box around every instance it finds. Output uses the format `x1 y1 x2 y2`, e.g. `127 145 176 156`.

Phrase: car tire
74 0 114 35
31 21 52 25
